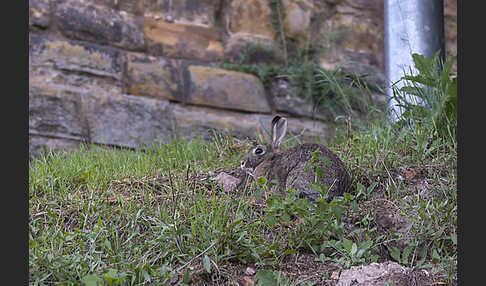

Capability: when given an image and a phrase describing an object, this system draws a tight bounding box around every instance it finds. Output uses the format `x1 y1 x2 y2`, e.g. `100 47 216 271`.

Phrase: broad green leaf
265 214 277 228
183 269 191 284
81 274 103 286
332 204 344 221
257 176 267 186
388 246 401 263
104 239 112 251
350 243 358 256
416 247 428 268
342 238 353 252
103 269 121 283
431 249 440 264
256 270 278 286
402 244 414 265
450 233 457 245
314 165 325 179
142 269 151 282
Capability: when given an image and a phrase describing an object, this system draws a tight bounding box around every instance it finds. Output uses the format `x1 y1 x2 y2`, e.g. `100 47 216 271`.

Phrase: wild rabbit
240 116 351 201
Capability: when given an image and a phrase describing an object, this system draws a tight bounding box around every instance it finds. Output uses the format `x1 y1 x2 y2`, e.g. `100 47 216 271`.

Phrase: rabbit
240 115 351 201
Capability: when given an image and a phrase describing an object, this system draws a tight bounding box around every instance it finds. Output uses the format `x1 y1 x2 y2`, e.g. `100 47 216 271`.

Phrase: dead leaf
405 169 417 180
331 271 340 280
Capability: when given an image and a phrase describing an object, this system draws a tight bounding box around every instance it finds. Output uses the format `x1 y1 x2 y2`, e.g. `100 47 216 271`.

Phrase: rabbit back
260 143 351 201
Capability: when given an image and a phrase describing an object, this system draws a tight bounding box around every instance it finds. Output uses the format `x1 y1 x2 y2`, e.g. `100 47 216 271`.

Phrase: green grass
29 53 456 285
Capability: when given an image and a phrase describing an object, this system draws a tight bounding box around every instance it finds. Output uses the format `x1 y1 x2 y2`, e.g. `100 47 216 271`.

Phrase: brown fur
241 117 351 201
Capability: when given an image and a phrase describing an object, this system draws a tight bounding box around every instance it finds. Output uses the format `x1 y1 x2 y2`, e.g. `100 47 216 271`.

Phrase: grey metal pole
384 0 445 120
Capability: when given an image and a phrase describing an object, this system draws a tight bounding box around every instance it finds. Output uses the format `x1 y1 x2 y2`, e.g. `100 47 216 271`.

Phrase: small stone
164 15 174 23
245 267 256 276
213 172 241 193
336 261 419 286
331 271 340 280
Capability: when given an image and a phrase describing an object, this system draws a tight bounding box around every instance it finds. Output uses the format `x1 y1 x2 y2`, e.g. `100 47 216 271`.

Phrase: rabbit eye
254 147 264 155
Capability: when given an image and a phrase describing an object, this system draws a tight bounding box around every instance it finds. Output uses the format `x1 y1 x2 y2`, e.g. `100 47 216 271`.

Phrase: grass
29 53 456 285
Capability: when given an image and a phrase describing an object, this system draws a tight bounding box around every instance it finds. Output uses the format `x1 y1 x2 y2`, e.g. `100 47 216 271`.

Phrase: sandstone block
320 14 382 68
144 0 219 26
171 104 265 141
171 103 332 143
123 52 182 100
29 0 50 28
30 65 173 149
270 78 325 120
143 18 223 61
320 0 385 79
29 64 124 147
282 0 313 41
186 65 271 113
225 0 276 39
30 66 122 98
54 0 144 51
223 34 283 65
30 35 122 80
84 93 174 148
29 90 86 141
29 135 82 158
444 0 457 72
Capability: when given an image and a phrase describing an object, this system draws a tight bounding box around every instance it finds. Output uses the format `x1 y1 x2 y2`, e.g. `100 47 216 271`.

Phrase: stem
275 0 288 66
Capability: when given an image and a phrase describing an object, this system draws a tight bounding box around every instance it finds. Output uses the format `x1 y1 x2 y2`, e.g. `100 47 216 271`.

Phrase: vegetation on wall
221 0 383 122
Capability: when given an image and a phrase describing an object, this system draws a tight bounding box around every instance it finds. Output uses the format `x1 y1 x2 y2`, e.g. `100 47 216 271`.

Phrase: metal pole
384 0 445 121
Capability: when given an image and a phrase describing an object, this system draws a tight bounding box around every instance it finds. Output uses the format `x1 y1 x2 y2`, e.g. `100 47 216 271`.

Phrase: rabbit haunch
241 116 351 201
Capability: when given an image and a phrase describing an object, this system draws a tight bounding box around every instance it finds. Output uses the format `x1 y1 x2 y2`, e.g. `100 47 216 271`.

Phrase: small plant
320 236 379 268
255 269 290 286
387 243 428 269
221 61 379 122
391 51 457 142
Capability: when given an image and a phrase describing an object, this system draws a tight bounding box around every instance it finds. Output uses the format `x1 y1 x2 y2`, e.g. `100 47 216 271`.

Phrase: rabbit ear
271 116 287 150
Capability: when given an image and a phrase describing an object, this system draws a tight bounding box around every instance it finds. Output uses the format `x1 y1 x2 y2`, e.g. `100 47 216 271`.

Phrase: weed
221 61 380 122
391 51 457 143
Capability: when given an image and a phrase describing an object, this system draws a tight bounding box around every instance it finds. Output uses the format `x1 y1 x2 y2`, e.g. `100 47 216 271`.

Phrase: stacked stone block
29 0 456 156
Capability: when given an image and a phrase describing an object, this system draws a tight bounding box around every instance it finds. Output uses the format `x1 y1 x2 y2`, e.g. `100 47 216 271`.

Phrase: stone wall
29 0 457 156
